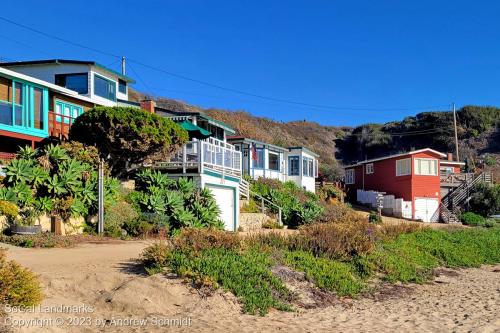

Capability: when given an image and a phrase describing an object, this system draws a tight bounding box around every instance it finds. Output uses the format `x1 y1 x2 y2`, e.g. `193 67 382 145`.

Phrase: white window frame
345 169 355 184
366 163 374 174
396 158 411 176
414 158 438 176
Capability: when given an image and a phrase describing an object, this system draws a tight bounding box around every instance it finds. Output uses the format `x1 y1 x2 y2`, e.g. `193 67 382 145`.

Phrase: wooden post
261 197 265 214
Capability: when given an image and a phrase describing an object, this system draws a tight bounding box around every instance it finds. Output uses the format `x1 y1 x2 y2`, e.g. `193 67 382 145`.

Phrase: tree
468 182 500 217
69 106 188 177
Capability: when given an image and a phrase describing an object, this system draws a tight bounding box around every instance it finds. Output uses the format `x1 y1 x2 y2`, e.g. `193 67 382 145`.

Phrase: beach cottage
227 137 319 193
143 101 242 232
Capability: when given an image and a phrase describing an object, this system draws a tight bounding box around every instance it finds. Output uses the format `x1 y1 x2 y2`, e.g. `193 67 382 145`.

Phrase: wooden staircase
440 172 493 223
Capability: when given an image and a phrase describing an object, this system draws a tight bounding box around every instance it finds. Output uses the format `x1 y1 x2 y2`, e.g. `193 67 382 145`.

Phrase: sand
1 241 499 333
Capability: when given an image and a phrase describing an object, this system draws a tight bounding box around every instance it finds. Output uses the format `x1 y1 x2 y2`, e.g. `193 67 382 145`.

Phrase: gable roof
287 146 319 157
0 59 135 83
344 148 447 169
155 106 235 134
227 136 288 152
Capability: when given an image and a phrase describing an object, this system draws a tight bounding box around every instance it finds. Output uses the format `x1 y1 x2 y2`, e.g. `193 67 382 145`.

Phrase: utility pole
121 56 126 75
452 103 460 162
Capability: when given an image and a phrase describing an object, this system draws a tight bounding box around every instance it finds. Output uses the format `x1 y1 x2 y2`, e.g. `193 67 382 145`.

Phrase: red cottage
344 148 447 222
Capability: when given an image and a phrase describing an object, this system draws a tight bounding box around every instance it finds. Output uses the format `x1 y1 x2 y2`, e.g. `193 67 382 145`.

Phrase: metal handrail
249 190 283 226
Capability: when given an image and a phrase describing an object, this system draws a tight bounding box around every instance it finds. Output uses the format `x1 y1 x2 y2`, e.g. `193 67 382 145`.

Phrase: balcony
48 111 76 139
153 137 242 178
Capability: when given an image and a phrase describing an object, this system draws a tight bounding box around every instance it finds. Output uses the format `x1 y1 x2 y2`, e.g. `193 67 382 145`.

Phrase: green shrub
0 249 43 306
284 250 365 296
104 201 139 237
140 241 171 273
368 211 382 224
250 178 323 228
468 183 500 217
461 212 486 226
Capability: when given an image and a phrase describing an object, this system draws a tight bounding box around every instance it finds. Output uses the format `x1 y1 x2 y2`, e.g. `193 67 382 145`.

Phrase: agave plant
4 159 33 185
45 144 69 165
11 182 35 208
164 191 184 214
45 174 68 197
0 187 16 203
17 146 38 160
176 177 195 199
35 196 54 214
136 169 174 190
173 208 195 227
70 198 87 218
30 166 49 189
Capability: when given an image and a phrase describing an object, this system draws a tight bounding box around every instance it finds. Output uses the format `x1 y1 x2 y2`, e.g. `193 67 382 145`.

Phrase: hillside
129 90 499 180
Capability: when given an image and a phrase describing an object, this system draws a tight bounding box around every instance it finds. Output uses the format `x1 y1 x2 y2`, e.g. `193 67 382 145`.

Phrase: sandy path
1 241 499 333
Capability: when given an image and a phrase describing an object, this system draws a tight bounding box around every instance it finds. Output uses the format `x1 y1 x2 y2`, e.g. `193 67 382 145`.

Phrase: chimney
140 100 156 114
447 152 453 161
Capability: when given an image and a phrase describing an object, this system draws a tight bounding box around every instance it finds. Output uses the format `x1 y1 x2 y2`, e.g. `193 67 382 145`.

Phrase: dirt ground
1 240 499 333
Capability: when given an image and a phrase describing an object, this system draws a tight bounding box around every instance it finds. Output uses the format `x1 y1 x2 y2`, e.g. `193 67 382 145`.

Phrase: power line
0 16 121 59
0 15 451 113
347 127 451 137
127 62 154 96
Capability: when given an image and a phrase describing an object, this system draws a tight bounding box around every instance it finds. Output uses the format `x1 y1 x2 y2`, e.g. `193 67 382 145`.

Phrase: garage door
206 185 235 231
414 198 439 222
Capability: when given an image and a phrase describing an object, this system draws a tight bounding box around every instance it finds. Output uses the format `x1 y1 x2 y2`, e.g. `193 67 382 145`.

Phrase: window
440 166 454 177
55 101 83 124
0 77 46 131
268 151 280 171
94 74 116 101
289 156 300 176
396 158 411 176
302 157 314 177
0 76 13 126
366 163 374 174
14 82 23 126
33 87 43 129
118 79 127 94
55 73 88 94
253 148 264 168
414 158 438 176
345 169 355 184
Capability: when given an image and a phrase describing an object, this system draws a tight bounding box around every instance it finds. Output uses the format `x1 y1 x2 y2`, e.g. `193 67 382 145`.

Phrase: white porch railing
154 137 242 178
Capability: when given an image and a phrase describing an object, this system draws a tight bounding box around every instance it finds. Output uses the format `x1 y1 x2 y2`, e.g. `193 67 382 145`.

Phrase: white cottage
146 102 242 232
227 137 319 193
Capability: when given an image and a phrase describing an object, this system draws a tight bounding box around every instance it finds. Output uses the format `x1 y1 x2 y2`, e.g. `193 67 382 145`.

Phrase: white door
206 186 235 231
414 198 439 222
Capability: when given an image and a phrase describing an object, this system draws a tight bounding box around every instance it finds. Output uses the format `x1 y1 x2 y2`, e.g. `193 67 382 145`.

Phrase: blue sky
1 1 500 126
